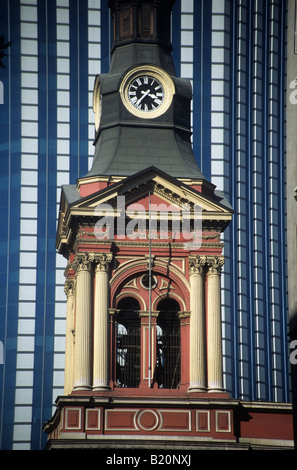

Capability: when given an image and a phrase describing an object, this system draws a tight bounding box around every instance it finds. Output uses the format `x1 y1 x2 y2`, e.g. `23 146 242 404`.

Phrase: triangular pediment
56 167 233 253
71 166 233 218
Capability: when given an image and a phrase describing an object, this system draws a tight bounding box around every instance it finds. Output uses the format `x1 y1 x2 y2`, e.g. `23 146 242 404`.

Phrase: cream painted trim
93 74 101 132
136 410 160 432
157 410 192 432
239 437 294 448
215 410 231 433
104 409 141 432
196 411 211 433
151 292 186 311
142 326 155 380
115 290 146 310
85 408 101 431
65 408 82 430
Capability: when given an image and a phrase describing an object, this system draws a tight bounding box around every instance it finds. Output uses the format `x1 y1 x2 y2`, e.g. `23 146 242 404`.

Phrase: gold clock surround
93 75 102 132
120 65 175 119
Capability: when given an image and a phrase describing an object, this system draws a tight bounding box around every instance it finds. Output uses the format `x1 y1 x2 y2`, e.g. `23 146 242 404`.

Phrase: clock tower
43 0 293 450
84 0 204 186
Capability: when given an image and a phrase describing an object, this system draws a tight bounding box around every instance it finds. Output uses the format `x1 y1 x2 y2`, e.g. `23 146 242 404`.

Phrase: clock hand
136 89 150 106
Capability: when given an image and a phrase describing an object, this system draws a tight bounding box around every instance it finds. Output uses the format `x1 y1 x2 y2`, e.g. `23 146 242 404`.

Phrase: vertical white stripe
13 0 38 450
180 0 194 132
54 1 70 410
88 0 102 170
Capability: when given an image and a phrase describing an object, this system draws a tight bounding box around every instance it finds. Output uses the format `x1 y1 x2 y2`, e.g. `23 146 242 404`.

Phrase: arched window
155 298 181 389
116 297 140 388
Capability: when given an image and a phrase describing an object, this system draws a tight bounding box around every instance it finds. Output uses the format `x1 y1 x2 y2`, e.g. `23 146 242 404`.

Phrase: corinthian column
73 253 92 390
188 256 207 392
93 253 113 391
206 256 224 392
64 279 75 395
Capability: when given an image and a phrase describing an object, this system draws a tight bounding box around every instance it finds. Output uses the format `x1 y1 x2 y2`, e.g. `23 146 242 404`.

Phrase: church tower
43 1 293 450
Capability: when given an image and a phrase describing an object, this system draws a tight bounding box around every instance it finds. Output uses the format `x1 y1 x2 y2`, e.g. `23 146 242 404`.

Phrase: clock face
127 75 165 112
120 66 175 119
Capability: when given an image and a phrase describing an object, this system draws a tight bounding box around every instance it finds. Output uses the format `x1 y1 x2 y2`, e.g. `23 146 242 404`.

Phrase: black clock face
127 75 165 112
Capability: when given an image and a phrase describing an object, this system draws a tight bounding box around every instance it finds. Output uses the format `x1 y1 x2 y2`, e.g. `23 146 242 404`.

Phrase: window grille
154 299 181 389
155 326 181 389
116 297 140 388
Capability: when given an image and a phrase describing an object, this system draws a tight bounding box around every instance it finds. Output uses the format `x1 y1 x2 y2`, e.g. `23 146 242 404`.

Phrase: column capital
93 252 113 272
188 255 206 275
73 252 93 273
206 256 224 275
64 278 75 296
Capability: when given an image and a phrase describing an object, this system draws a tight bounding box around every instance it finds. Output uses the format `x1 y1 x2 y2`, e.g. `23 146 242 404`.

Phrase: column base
188 385 207 393
207 387 225 393
73 385 92 391
92 385 111 392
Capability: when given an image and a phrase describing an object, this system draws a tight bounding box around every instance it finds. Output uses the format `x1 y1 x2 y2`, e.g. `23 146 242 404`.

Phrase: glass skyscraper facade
0 0 289 450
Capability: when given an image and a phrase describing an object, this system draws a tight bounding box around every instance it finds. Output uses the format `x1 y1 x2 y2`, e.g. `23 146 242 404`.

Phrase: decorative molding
110 261 190 309
157 410 192 432
64 408 82 431
136 410 160 432
123 278 139 290
196 410 210 433
215 410 232 433
85 409 101 431
115 290 146 311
